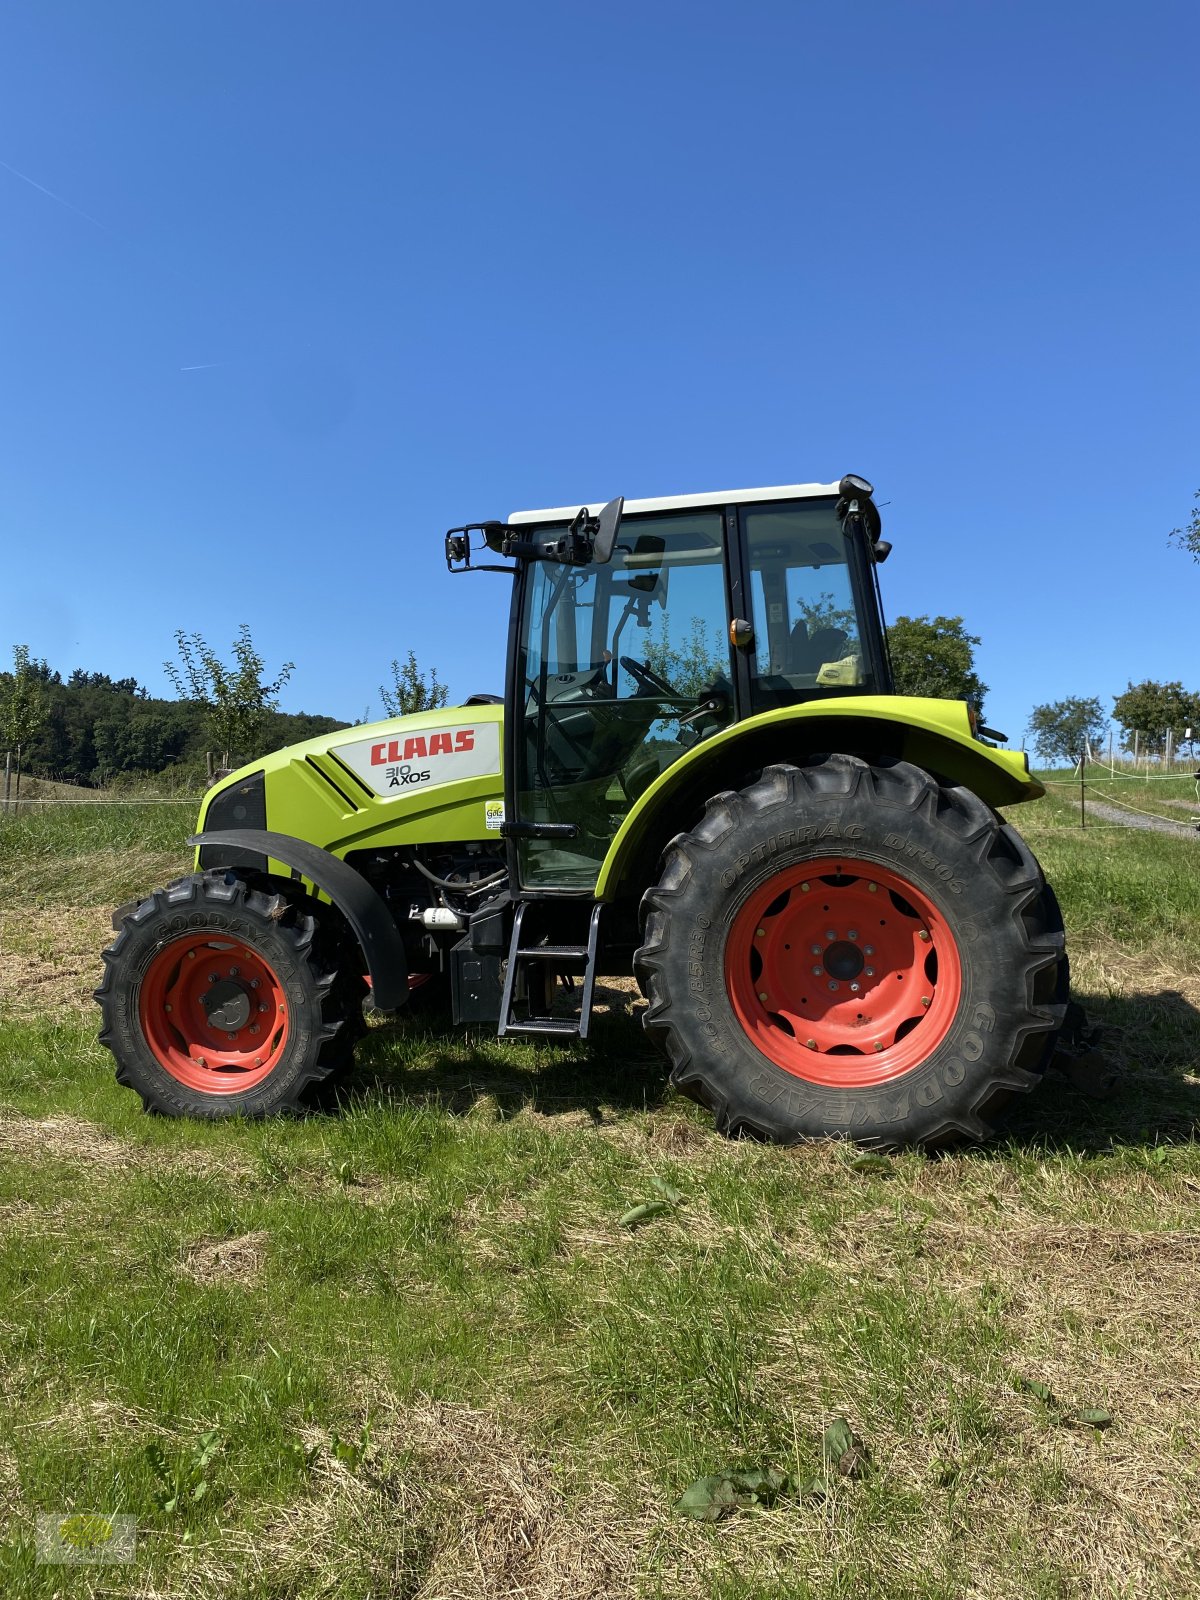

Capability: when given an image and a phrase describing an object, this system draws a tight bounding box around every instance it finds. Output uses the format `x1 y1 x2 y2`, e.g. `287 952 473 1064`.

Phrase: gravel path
1085 798 1200 837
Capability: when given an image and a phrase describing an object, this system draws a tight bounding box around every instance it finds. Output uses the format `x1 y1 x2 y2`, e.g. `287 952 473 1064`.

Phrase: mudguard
595 695 1042 902
189 828 409 1010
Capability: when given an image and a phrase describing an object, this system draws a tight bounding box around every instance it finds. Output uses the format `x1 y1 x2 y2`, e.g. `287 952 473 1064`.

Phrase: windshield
515 511 731 889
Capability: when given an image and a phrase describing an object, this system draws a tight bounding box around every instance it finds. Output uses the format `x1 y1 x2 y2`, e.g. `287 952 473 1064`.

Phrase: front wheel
634 756 1067 1150
95 874 351 1117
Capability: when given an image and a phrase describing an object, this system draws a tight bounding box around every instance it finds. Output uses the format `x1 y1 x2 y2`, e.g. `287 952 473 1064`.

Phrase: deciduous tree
886 616 988 713
0 644 50 803
1027 697 1107 765
165 625 295 765
380 651 450 717
1112 679 1200 757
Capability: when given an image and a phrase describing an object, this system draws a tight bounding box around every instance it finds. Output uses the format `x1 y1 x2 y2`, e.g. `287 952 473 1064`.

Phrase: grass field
1 788 1199 1598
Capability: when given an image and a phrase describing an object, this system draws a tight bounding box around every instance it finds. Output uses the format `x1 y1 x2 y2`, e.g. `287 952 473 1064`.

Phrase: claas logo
370 729 475 766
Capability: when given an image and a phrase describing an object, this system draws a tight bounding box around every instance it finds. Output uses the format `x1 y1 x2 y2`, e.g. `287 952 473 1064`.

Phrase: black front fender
189 829 409 1011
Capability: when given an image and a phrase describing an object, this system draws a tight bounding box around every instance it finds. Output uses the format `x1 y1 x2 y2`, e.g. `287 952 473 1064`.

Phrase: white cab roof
507 481 841 526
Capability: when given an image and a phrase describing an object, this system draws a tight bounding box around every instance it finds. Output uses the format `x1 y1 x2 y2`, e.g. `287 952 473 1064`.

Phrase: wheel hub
201 980 252 1033
822 940 864 982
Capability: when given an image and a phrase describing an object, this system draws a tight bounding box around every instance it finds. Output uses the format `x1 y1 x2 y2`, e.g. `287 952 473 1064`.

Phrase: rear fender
189 828 409 1009
595 696 1041 903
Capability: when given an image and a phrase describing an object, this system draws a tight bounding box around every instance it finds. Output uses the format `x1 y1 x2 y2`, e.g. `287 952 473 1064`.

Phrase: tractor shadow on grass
324 983 1200 1153
999 985 1200 1155
335 987 672 1125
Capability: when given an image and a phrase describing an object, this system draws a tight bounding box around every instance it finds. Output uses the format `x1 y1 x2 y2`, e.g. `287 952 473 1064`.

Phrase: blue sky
2 0 1197 749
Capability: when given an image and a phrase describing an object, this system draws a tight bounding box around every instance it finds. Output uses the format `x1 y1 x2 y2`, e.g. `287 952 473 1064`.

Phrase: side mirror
482 521 507 553
592 496 624 564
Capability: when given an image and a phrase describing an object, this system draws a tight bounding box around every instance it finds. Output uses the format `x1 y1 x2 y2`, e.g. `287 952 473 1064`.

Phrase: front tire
96 874 350 1118
634 756 1066 1150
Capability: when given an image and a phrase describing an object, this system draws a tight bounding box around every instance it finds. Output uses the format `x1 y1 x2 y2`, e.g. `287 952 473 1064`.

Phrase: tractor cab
448 476 893 893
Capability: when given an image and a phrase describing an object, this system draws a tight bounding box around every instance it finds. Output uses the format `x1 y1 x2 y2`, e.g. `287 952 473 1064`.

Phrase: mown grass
1 797 1199 1597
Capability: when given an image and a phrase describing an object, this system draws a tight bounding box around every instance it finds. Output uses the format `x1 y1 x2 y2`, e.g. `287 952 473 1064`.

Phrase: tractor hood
196 703 506 865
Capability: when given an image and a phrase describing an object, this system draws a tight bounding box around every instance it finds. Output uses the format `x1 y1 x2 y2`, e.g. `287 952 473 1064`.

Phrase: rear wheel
96 874 350 1117
635 756 1066 1149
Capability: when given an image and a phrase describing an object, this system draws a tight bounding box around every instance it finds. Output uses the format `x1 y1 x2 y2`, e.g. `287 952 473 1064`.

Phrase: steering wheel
619 655 679 697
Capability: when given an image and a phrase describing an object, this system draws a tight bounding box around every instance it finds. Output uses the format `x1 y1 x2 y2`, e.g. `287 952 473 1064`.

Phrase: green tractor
97 475 1066 1147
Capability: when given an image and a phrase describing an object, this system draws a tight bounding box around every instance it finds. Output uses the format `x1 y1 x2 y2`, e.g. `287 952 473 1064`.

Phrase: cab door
509 509 734 892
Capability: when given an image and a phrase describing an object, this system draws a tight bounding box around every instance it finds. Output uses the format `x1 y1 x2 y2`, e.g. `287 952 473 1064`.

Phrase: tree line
0 631 450 791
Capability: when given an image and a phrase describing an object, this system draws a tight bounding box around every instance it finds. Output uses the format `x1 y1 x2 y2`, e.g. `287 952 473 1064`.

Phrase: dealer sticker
485 801 504 831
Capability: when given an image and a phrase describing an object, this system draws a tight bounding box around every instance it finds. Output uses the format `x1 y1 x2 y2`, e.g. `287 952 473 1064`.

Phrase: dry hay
0 1112 138 1171
180 1230 269 1286
0 1112 250 1181
0 903 111 1018
208 1396 641 1600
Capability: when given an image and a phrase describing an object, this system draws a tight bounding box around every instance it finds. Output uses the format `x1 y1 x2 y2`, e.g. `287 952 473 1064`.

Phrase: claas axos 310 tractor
97 477 1067 1148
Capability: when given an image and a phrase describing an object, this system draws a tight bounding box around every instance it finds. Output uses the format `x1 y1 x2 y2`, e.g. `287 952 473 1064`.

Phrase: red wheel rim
724 856 962 1086
138 934 289 1094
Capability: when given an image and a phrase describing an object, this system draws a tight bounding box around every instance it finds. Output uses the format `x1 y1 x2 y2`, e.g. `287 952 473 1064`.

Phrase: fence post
2 749 10 815
1080 755 1086 829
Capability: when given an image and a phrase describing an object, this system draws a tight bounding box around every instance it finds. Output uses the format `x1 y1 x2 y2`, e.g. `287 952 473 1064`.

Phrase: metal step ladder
498 901 603 1040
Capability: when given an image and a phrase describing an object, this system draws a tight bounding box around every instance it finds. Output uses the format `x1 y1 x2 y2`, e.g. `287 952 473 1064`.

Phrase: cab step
498 901 602 1041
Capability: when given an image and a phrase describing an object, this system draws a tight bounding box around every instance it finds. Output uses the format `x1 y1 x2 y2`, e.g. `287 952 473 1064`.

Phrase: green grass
0 798 195 903
1 799 1199 1596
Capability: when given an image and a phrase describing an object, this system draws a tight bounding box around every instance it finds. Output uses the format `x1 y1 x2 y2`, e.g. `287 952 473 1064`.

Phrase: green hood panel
593 696 1041 901
196 703 505 863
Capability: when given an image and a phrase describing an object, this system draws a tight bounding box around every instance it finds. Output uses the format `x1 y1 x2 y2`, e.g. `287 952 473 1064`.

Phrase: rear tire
634 756 1066 1150
96 874 350 1118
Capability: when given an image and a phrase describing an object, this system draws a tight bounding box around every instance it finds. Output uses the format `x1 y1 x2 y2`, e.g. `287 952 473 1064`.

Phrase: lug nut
756 927 766 938
230 966 239 977
250 1024 260 1035
800 882 810 893
805 1038 817 1049
164 1003 172 1013
826 929 836 940
811 944 822 955
848 929 858 940
918 930 931 943
254 1057 263 1068
864 946 875 956
921 996 931 1008
828 980 839 992
758 991 769 1003
850 982 860 992
865 967 875 977
196 1056 207 1067
873 1041 884 1052
868 883 877 893
250 978 259 989
812 965 822 975
259 1001 269 1013
209 972 219 983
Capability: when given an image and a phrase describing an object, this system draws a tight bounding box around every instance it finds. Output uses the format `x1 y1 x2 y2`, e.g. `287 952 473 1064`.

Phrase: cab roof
507 481 841 526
